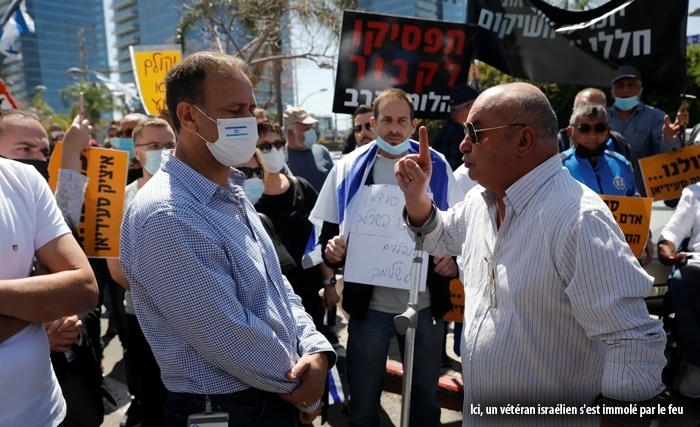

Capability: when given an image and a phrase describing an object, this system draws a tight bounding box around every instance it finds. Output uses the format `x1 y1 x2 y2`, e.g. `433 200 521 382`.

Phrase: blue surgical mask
111 137 135 158
613 96 640 111
375 135 411 156
142 149 164 175
244 177 264 204
302 129 317 148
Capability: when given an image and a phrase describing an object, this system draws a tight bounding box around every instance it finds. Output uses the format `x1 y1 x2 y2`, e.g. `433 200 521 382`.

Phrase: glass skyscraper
0 0 109 113
111 0 295 107
356 0 467 23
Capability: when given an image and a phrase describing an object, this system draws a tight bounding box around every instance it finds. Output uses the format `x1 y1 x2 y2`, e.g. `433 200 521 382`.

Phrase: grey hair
574 88 607 108
505 91 559 149
122 113 149 122
569 103 607 126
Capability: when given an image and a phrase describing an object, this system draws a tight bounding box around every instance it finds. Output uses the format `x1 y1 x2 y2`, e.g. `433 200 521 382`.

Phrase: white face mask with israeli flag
194 105 259 167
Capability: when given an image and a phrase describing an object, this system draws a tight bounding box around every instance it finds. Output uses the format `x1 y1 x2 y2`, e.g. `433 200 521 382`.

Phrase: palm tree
60 81 117 125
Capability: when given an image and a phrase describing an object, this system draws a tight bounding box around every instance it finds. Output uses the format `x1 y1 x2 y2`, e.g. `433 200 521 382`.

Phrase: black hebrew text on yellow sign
48 143 128 258
600 195 652 258
639 144 700 201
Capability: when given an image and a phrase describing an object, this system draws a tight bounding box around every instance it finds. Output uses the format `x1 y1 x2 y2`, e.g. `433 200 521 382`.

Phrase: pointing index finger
418 126 430 166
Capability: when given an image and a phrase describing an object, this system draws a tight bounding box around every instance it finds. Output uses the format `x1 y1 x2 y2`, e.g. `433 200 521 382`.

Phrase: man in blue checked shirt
119 51 336 427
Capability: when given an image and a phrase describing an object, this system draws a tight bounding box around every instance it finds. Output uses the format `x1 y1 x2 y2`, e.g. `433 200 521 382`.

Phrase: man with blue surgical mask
107 117 175 427
284 106 334 192
310 87 464 427
608 65 682 196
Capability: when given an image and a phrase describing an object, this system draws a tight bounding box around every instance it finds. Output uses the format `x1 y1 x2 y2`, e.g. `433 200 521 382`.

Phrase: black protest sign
333 10 475 119
468 0 688 94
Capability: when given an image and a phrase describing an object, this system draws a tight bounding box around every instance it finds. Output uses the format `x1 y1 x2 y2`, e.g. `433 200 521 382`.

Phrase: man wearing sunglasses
562 103 654 266
557 88 635 168
398 82 666 427
561 103 637 197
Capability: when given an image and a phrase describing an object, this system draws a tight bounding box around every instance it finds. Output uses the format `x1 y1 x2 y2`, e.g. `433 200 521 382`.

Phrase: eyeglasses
238 166 264 180
576 122 608 134
117 129 133 138
353 122 372 133
463 122 527 143
257 141 285 153
135 141 176 150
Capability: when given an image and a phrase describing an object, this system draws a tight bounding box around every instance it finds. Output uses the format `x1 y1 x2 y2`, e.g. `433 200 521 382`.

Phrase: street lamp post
319 62 337 144
299 88 328 107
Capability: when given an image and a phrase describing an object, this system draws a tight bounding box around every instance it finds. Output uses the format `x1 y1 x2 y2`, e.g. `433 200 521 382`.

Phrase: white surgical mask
50 130 62 139
194 105 259 167
244 177 265 204
260 149 285 173
142 149 164 175
302 129 317 148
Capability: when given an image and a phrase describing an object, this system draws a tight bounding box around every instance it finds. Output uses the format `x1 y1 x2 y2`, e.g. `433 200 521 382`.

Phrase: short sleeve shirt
0 158 69 427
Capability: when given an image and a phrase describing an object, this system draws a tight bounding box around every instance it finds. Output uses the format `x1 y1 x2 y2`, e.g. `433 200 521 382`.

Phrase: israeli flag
0 1 35 61
306 140 465 263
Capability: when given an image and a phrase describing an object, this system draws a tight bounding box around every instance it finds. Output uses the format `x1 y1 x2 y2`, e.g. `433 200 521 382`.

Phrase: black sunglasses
117 129 133 138
257 141 285 153
353 122 372 133
463 122 527 144
576 122 608 134
238 166 264 180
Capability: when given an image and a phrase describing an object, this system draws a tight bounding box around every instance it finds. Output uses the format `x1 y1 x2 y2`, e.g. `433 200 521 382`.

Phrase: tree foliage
28 91 71 131
175 0 341 79
60 82 117 125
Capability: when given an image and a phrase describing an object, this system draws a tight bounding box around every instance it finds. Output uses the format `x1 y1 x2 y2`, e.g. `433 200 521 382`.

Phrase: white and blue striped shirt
120 151 335 412
420 154 666 426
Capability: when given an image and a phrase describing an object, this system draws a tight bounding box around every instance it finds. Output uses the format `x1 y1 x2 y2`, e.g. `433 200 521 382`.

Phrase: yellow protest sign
639 144 700 201
600 195 652 258
443 279 465 323
130 45 182 115
48 143 129 258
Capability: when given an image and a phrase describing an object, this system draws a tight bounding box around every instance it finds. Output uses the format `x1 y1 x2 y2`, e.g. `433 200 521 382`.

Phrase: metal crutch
394 218 438 427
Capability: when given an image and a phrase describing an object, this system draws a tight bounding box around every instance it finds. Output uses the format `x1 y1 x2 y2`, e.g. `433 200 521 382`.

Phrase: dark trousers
163 390 299 427
56 359 104 427
126 313 168 426
668 266 700 366
107 283 141 402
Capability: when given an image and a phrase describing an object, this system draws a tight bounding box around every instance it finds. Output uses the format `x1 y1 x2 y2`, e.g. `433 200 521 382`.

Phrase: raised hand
61 113 93 172
662 115 681 143
395 126 432 198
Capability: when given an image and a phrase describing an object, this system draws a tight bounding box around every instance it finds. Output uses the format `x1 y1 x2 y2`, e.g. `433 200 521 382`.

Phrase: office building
0 0 109 113
112 0 294 107
357 0 467 23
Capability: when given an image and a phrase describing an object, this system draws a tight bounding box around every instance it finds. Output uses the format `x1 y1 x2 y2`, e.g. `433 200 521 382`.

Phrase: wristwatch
323 277 337 286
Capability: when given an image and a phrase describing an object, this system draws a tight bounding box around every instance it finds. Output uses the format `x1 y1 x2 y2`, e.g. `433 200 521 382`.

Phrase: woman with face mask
235 122 330 330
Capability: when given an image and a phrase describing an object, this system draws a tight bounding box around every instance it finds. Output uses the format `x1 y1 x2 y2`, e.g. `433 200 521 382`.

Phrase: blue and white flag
306 140 464 260
94 73 139 108
0 1 35 61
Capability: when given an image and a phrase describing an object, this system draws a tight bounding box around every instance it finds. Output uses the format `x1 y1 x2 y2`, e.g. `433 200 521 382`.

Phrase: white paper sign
343 184 428 291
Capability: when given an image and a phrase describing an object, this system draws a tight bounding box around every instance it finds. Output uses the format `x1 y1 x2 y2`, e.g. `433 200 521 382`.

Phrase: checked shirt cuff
297 400 321 413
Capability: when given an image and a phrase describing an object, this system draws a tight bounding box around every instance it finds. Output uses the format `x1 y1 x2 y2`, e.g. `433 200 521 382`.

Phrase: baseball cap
283 107 318 127
449 84 480 109
611 65 642 84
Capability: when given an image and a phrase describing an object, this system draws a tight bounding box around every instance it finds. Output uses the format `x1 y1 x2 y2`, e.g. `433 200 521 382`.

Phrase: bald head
476 83 559 151
120 113 148 138
574 88 606 109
